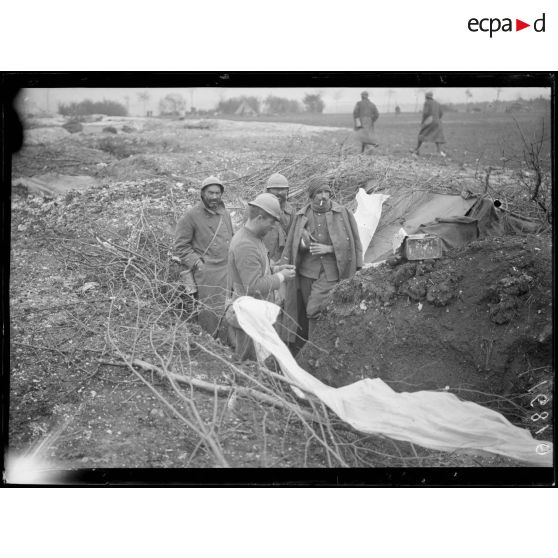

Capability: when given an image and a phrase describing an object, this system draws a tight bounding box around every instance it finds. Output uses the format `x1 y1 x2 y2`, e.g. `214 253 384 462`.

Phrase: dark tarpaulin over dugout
416 197 545 251
364 192 544 263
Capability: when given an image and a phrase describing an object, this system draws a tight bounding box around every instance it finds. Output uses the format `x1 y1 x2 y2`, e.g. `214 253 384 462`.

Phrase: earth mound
298 235 552 420
24 127 70 145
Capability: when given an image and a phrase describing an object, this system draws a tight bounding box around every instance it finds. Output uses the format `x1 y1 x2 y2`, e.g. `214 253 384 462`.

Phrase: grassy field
204 110 552 170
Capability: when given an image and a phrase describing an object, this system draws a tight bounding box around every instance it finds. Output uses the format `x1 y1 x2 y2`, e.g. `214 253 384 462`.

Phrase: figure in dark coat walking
412 91 446 157
353 91 380 154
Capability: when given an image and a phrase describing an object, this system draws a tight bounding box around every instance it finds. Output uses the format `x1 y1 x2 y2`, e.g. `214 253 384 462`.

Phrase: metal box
403 234 442 261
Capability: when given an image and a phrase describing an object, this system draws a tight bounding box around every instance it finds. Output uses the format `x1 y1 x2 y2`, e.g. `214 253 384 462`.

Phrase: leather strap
198 215 224 262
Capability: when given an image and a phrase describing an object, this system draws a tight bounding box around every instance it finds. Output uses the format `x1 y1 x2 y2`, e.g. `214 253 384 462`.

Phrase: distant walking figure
353 91 379 154
412 91 446 157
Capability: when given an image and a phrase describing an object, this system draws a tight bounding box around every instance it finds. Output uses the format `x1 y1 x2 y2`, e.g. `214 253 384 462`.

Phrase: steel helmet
248 193 281 221
361 91 369 97
201 175 224 193
265 173 289 190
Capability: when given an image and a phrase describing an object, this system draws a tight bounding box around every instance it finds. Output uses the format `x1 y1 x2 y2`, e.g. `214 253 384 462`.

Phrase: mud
10 113 552 469
299 236 552 421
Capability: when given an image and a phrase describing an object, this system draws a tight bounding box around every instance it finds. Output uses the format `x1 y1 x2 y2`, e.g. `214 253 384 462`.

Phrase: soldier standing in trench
280 177 363 353
174 176 234 341
227 193 296 361
262 173 294 265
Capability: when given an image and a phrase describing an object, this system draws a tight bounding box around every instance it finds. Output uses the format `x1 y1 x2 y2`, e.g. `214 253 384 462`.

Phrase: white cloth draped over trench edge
233 296 553 466
353 189 390 254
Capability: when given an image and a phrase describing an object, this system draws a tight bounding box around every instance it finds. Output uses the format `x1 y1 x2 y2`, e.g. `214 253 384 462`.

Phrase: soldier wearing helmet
353 90 380 154
227 193 296 361
174 175 233 340
412 91 446 157
262 173 295 264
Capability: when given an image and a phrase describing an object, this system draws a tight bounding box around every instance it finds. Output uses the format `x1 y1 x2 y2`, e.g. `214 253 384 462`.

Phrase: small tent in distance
235 100 258 116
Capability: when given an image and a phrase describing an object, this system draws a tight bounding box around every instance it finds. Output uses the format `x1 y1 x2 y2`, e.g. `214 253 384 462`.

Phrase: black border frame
1 71 556 486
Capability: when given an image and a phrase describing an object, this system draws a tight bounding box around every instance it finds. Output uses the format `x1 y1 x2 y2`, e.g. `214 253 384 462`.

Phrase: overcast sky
21 87 550 115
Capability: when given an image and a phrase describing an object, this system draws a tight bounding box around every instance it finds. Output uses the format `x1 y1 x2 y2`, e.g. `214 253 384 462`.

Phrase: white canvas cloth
353 189 390 254
233 296 553 466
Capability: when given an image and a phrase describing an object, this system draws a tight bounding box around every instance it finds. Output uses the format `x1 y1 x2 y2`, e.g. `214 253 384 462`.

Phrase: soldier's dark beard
202 195 219 210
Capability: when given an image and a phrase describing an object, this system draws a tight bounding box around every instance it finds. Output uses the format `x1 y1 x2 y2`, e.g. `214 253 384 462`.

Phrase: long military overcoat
279 201 363 343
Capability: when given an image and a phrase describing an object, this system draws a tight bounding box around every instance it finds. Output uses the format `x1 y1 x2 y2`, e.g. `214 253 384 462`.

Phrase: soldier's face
313 189 331 205
256 214 277 237
268 187 288 202
202 185 223 210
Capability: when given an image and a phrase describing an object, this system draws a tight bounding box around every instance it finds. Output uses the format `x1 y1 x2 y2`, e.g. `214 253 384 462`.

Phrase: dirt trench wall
298 235 552 400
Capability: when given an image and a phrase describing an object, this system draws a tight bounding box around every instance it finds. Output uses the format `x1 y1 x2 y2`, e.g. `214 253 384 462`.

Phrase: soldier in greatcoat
227 193 296 361
353 91 380 154
280 178 363 352
412 91 447 157
262 173 295 265
174 176 234 339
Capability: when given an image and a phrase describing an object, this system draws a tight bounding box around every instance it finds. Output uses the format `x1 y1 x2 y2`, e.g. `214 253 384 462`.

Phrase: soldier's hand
280 267 296 280
273 264 295 273
309 242 333 256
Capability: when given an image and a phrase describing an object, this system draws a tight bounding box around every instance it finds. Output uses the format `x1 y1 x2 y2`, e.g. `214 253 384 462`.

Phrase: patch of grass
213 111 552 170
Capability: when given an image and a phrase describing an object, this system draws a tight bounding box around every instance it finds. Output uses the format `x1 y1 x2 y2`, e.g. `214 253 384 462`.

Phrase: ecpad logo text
468 13 545 37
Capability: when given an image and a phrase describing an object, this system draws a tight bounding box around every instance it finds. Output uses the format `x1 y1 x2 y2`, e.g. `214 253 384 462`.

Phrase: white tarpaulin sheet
233 296 553 466
353 189 390 254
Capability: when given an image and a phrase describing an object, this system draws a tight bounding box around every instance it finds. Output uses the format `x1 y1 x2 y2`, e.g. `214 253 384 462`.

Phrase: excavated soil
298 235 553 436
9 114 553 472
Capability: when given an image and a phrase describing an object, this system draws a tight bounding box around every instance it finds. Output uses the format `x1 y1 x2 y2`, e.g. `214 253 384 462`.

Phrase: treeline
442 96 551 113
264 95 303 114
216 93 325 115
56 92 331 117
58 99 128 117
